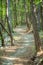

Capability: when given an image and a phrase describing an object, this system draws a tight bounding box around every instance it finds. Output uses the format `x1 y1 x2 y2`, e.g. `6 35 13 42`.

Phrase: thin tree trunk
23 0 30 30
6 0 14 46
0 0 5 46
31 4 41 31
0 21 10 36
30 0 42 52
0 26 5 46
40 1 43 30
12 0 17 27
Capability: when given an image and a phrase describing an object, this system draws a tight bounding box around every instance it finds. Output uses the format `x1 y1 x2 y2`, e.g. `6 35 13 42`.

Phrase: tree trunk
36 4 41 31
0 0 5 46
12 0 17 27
40 1 43 30
0 20 10 35
26 13 30 30
6 0 14 46
23 0 30 30
30 0 42 52
0 25 5 46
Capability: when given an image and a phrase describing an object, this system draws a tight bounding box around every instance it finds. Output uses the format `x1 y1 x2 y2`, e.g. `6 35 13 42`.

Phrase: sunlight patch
14 63 23 65
13 36 21 41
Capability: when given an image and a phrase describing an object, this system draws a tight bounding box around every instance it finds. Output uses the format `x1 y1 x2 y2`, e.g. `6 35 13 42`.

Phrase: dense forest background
0 0 43 65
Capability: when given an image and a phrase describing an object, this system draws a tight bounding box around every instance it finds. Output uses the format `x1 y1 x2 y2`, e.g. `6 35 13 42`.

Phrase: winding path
0 26 35 65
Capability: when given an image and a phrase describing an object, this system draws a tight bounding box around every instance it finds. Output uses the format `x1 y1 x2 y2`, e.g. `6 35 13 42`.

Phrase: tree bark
40 1 43 30
0 0 5 46
0 20 10 36
0 25 5 46
23 0 30 30
30 0 42 52
6 0 14 46
36 4 41 31
12 0 17 27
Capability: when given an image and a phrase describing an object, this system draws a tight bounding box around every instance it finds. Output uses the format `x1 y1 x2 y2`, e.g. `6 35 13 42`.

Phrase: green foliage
35 0 42 5
0 0 43 27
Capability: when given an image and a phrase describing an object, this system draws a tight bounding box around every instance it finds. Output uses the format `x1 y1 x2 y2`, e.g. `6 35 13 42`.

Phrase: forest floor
0 26 43 65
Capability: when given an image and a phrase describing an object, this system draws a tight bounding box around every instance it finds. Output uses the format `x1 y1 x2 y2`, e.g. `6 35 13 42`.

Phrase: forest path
0 26 36 65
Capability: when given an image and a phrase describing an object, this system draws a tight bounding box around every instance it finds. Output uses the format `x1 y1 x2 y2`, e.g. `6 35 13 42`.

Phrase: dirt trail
0 26 35 65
